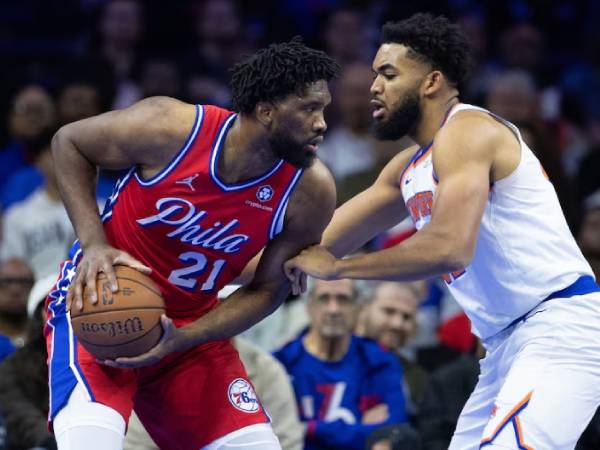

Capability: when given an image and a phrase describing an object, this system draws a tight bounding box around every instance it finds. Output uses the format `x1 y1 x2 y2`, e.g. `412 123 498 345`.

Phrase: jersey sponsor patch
256 185 274 202
228 378 260 413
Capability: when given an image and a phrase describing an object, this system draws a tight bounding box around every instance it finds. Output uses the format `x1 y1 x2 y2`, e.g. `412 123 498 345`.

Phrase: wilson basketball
70 266 165 360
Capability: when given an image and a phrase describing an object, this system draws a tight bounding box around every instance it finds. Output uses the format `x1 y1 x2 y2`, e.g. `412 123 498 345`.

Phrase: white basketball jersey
400 103 594 339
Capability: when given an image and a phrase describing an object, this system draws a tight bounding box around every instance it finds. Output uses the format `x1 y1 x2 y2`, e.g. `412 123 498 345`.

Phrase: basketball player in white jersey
284 13 600 450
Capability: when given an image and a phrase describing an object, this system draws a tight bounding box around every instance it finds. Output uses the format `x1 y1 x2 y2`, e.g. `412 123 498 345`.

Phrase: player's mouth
371 99 386 120
304 136 324 153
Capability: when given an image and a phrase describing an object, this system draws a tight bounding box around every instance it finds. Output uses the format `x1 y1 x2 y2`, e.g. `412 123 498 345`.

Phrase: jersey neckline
209 114 285 192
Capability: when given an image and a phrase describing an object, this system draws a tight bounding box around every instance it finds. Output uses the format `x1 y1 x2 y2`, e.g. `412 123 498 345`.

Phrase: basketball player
46 39 339 450
284 14 600 450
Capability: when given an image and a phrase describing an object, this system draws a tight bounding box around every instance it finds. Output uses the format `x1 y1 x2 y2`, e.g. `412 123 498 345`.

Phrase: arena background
0 1 599 449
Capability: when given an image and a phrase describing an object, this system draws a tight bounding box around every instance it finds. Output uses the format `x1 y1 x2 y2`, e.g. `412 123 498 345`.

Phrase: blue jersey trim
101 167 135 223
48 255 96 420
209 114 285 192
398 143 431 186
269 169 304 240
134 104 204 187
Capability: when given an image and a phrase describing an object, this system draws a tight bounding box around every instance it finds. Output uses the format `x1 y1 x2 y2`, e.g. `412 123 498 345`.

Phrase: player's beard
269 126 316 169
373 90 421 141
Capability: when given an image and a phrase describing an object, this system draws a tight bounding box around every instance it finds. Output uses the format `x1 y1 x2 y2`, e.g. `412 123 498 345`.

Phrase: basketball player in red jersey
45 39 339 450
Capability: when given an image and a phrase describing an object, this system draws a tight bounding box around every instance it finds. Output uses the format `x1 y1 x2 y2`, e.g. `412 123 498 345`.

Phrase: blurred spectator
181 0 252 107
123 336 304 450
57 82 102 126
417 342 485 450
98 0 145 108
578 191 600 279
485 70 538 125
0 275 56 450
0 259 33 349
366 423 422 450
192 0 250 76
320 8 372 68
1 128 75 280
318 63 403 203
575 146 600 208
139 57 182 99
498 24 545 84
357 282 429 421
0 85 57 210
457 12 495 105
274 279 407 450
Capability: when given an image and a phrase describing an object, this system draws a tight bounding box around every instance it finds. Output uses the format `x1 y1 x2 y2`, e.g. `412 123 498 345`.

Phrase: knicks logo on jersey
136 197 250 254
405 190 433 225
405 190 467 284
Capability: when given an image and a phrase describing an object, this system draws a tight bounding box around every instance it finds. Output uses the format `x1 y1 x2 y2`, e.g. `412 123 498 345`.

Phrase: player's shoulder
288 159 336 219
435 108 506 150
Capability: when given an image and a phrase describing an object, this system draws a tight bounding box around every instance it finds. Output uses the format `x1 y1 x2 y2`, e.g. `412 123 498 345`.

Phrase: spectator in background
578 191 600 279
318 63 406 203
57 82 102 126
97 0 145 108
485 70 538 125
417 341 485 450
181 0 251 108
366 423 422 450
357 282 429 421
0 85 57 210
274 279 407 450
320 7 372 68
498 23 545 85
0 275 56 450
0 259 33 351
1 128 75 280
139 57 181 99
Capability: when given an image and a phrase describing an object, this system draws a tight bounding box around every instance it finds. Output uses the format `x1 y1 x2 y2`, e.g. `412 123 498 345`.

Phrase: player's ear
422 70 444 96
255 102 275 127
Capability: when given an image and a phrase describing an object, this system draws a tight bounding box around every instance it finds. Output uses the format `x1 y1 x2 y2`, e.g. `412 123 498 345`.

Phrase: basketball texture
70 266 165 360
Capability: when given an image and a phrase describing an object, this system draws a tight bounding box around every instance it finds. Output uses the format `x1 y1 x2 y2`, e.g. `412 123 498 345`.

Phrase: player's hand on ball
68 243 151 312
284 245 340 290
100 315 182 369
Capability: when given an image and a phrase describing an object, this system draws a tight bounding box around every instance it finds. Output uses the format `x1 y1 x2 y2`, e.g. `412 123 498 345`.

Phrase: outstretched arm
106 161 337 368
321 146 415 257
233 146 414 285
53 97 195 309
285 114 500 282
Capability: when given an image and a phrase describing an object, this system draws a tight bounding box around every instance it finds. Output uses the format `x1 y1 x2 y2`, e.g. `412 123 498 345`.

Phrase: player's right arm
322 145 417 257
52 96 196 309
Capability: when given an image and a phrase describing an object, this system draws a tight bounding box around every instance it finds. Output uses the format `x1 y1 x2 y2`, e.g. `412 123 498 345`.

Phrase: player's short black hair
381 13 473 89
230 37 341 114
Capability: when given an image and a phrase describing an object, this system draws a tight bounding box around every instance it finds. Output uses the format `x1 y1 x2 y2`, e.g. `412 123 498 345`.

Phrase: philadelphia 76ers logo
256 185 274 202
228 378 260 413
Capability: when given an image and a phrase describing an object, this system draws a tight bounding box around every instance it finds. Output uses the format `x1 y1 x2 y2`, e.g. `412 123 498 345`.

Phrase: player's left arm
284 114 499 282
183 161 335 342
106 161 336 368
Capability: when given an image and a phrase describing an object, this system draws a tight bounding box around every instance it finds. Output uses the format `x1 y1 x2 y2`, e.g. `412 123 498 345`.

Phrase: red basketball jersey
101 105 303 318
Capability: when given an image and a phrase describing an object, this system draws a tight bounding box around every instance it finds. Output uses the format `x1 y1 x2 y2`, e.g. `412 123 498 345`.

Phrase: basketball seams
96 274 163 298
76 322 162 348
70 306 164 318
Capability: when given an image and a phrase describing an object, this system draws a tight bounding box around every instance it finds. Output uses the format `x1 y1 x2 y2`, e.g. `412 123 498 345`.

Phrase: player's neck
218 116 279 185
303 330 351 362
411 95 459 148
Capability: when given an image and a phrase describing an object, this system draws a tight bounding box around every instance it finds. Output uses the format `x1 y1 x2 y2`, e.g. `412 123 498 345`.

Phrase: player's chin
288 151 316 169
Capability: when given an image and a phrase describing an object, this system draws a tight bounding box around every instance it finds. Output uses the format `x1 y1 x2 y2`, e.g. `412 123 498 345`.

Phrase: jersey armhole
134 104 204 187
268 169 304 240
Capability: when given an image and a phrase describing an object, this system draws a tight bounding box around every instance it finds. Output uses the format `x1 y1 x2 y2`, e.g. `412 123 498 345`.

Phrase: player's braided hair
230 37 341 114
381 13 473 90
